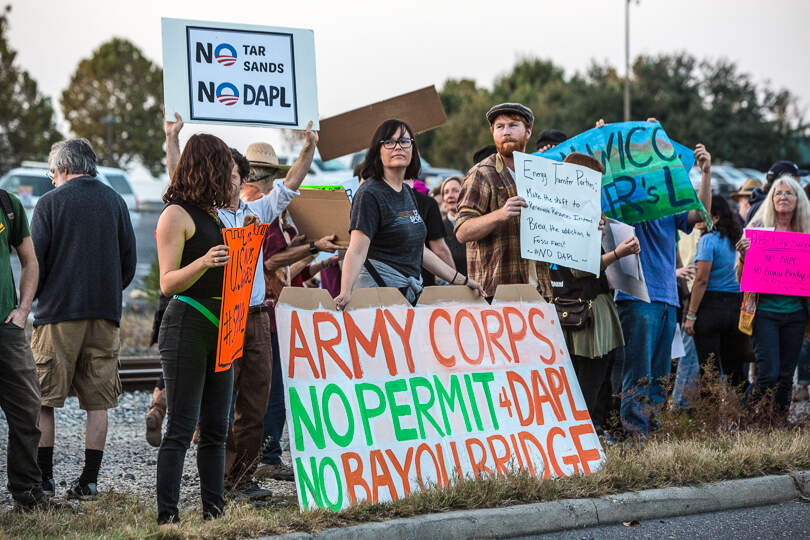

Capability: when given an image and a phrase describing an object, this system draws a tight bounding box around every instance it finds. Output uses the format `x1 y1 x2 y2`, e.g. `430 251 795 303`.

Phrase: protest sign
317 86 447 161
216 222 269 372
162 17 318 130
537 122 700 224
740 229 810 296
601 218 650 302
514 152 603 275
276 285 605 512
286 188 351 248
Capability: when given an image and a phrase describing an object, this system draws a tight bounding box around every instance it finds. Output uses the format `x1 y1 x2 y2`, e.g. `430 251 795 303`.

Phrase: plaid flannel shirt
454 152 552 299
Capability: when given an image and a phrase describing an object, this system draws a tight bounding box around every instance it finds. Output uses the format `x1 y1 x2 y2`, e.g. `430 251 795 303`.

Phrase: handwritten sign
162 17 318 130
537 122 700 224
216 222 269 372
275 297 605 511
515 152 602 275
740 229 810 296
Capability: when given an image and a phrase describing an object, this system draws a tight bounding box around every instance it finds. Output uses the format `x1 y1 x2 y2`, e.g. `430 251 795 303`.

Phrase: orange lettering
480 309 512 363
385 448 413 496
464 437 492 476
518 431 550 479
455 309 484 365
288 311 319 379
528 307 556 365
369 449 397 503
545 427 567 477
313 312 352 379
530 369 565 423
569 424 601 474
544 367 567 420
384 309 416 375
414 443 441 488
559 367 591 421
343 309 395 378
341 451 370 505
429 309 455 367
503 307 527 363
506 370 534 426
486 434 511 476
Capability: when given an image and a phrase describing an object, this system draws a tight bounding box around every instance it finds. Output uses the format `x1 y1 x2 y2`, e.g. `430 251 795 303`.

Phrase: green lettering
289 386 325 451
319 457 343 511
434 374 471 435
295 456 324 509
472 372 499 429
409 376 444 438
355 383 386 446
385 379 417 442
463 374 484 430
322 384 355 448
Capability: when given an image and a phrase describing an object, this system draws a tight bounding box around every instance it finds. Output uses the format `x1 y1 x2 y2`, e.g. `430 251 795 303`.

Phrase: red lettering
343 309 395 378
454 309 484 365
288 311 319 379
429 309 455 367
313 312 352 379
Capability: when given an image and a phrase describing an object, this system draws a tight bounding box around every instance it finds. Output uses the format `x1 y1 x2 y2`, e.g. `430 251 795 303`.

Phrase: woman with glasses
335 119 484 308
737 175 810 419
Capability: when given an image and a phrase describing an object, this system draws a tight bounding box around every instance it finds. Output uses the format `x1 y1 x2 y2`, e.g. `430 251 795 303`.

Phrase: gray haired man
30 138 136 499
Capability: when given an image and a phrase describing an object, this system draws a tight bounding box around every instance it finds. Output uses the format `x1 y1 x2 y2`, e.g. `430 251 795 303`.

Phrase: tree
0 5 61 174
61 38 164 176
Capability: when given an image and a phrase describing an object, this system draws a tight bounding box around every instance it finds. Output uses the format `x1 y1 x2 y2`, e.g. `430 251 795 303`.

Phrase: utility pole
624 0 631 122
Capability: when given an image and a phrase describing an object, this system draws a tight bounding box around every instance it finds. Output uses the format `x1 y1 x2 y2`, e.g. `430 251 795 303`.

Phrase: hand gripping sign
216 222 269 372
275 285 605 511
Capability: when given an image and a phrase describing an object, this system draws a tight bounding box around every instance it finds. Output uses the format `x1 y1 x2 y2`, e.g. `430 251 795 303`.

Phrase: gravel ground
0 391 295 510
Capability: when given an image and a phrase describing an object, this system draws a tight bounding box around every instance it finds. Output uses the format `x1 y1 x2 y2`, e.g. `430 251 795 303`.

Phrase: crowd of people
1 100 809 523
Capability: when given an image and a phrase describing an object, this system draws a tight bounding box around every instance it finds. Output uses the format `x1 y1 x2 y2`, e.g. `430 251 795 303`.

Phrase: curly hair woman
154 134 234 524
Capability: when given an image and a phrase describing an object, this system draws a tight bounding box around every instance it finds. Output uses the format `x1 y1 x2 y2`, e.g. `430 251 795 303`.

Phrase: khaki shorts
32 319 122 410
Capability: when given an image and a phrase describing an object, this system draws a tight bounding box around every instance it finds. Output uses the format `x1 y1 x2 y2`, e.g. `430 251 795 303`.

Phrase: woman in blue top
737 175 810 418
683 197 747 388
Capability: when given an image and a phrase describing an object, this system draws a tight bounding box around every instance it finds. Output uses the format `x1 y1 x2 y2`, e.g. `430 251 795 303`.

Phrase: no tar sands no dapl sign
162 17 318 130
514 152 603 275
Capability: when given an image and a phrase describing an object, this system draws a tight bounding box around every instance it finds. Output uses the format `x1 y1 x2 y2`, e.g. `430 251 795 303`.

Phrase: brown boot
146 386 167 447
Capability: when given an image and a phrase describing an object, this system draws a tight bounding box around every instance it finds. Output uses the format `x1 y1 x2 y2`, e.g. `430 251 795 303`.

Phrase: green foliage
139 252 161 306
419 53 808 172
0 5 61 174
61 38 164 176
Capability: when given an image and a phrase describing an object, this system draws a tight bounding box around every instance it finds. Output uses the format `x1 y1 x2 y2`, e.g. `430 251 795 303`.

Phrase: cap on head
485 103 534 127
535 129 568 152
730 177 764 200
563 152 604 174
245 142 291 182
473 144 497 164
767 160 808 181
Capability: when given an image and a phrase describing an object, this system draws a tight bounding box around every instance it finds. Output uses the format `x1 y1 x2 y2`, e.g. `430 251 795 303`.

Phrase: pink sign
740 229 810 296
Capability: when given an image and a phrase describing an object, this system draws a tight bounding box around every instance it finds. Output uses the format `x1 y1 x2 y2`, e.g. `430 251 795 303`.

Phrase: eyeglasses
774 191 797 198
381 138 413 150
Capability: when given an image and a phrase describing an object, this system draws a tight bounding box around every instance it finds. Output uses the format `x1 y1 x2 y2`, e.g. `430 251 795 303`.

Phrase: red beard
495 138 526 158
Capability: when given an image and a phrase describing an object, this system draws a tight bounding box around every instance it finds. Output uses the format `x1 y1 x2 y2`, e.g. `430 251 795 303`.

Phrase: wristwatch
309 241 317 254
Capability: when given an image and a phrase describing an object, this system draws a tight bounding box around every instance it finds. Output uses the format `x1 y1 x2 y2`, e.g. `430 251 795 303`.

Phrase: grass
1 426 808 539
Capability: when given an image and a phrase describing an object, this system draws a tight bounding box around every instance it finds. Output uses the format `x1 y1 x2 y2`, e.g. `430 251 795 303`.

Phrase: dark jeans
746 308 808 417
617 300 676 435
693 291 748 388
590 347 623 431
798 337 810 386
157 299 234 523
261 330 284 464
225 309 273 486
571 350 614 428
0 322 45 504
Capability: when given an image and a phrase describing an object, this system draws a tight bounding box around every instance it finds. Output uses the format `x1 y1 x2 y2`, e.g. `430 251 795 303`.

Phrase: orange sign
216 222 269 372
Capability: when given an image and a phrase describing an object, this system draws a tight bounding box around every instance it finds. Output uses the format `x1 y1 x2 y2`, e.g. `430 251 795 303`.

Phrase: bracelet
452 271 458 285
685 314 697 321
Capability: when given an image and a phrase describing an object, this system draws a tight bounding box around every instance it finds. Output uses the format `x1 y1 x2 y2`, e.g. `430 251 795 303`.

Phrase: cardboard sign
537 122 700 224
275 285 605 512
216 222 269 372
515 152 603 275
740 229 810 296
162 17 318 129
286 188 351 247
601 218 650 302
317 86 447 161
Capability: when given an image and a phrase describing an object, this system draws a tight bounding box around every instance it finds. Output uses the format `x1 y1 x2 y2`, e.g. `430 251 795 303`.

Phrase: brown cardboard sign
286 188 351 247
317 86 447 161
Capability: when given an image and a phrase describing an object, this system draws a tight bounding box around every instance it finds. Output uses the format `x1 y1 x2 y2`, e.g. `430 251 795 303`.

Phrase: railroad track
120 355 162 391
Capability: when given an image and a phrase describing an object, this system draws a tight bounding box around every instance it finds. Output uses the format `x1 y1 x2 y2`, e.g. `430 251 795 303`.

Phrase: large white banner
162 18 318 129
514 152 603 275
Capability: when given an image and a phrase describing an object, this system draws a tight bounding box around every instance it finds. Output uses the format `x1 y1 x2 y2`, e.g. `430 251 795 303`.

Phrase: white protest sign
601 218 650 302
162 18 318 129
514 152 602 275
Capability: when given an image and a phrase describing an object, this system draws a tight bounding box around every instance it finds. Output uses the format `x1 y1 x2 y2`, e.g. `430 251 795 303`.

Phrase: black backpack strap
363 259 387 288
0 189 16 252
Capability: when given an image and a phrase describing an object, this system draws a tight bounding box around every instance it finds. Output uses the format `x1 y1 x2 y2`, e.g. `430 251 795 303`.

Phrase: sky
6 0 810 180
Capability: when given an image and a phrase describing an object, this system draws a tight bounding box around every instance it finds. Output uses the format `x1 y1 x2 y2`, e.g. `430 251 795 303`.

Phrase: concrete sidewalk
267 471 810 540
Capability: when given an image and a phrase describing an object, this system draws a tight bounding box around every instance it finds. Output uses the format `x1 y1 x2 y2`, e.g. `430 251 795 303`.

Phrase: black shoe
14 495 70 512
66 478 97 500
41 477 55 497
227 481 273 501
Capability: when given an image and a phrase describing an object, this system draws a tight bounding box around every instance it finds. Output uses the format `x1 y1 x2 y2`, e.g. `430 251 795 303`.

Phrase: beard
495 137 527 158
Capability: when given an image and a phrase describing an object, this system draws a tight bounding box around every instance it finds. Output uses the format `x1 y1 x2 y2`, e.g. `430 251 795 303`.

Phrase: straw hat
245 142 291 181
730 178 764 200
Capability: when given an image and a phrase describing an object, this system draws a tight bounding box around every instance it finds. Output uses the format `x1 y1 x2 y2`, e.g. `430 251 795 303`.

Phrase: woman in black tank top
154 133 236 525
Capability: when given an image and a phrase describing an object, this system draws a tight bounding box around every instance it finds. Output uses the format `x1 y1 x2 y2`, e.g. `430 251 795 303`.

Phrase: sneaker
227 481 273 501
255 462 294 481
66 478 97 500
41 477 55 498
794 385 809 402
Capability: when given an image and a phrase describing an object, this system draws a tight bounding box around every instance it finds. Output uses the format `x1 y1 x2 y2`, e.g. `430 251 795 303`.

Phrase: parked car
97 165 139 212
277 153 352 186
738 168 767 183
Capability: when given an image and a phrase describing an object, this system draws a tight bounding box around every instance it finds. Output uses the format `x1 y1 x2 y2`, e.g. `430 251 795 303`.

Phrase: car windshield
104 174 133 194
313 158 348 172
0 174 53 197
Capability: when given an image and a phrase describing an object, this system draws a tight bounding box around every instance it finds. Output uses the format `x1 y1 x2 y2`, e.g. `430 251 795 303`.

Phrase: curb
265 471 810 540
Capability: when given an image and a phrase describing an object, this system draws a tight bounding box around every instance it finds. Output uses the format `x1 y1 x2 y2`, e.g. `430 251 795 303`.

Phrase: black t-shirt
350 179 427 280
443 216 467 276
415 191 446 286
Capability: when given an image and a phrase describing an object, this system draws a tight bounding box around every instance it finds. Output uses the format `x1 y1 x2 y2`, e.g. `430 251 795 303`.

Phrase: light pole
101 115 117 166
624 0 631 122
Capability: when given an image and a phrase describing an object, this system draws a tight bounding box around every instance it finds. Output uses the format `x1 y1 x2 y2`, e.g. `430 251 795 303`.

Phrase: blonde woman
737 175 810 418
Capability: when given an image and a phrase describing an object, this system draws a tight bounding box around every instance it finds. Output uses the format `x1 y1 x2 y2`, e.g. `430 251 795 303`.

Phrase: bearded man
454 103 552 299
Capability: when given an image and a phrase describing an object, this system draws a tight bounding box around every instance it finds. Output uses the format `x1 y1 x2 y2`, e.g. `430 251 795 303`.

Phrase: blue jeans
746 308 808 416
261 331 285 464
617 300 677 435
797 337 810 386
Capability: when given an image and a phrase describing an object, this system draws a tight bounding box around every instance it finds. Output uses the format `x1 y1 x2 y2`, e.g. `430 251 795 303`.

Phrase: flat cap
485 102 534 127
